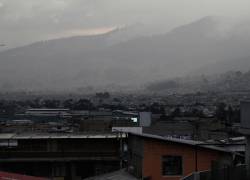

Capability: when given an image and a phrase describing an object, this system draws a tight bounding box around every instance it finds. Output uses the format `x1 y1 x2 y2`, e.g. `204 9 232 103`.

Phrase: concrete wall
142 138 231 180
139 112 152 127
128 135 144 178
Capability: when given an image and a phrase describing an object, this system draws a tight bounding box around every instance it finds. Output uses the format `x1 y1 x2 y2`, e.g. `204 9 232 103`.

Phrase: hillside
146 70 250 93
1 17 250 91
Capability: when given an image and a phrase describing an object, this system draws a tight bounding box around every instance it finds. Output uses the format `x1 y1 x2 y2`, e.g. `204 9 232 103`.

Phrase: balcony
0 151 119 162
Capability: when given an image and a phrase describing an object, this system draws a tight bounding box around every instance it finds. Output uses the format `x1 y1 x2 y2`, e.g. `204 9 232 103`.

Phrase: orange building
127 133 237 180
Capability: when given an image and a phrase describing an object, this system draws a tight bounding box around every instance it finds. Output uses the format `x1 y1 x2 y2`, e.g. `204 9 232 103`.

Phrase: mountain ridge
1 16 250 92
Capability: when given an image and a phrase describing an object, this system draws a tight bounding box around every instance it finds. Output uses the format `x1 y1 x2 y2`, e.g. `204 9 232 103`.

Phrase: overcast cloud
1 0 250 48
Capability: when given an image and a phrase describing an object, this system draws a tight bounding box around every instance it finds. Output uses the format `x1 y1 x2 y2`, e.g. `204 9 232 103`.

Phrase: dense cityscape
1 0 250 180
0 90 249 179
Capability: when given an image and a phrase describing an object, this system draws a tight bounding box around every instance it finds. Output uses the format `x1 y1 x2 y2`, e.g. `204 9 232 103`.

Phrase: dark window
162 155 182 176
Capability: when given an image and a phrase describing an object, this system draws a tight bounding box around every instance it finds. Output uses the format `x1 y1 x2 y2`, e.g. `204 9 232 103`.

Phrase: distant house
127 133 239 180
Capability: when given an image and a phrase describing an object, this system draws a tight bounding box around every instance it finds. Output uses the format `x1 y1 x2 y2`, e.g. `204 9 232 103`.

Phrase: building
143 117 228 141
16 108 71 122
0 133 126 180
127 133 238 180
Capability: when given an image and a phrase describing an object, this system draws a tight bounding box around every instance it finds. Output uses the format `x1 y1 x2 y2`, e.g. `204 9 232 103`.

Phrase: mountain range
1 16 250 92
147 70 250 93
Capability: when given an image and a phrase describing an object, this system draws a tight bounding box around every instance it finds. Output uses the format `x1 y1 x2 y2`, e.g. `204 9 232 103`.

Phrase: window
162 155 182 176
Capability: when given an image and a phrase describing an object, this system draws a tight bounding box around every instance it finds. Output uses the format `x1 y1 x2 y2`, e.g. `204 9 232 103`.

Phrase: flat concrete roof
0 133 126 140
83 169 138 180
129 132 241 154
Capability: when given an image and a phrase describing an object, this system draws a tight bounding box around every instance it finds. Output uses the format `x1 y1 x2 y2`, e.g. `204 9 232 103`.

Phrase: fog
1 0 250 92
1 0 250 48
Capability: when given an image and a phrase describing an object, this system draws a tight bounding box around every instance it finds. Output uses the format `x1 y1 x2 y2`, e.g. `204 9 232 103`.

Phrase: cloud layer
0 0 250 48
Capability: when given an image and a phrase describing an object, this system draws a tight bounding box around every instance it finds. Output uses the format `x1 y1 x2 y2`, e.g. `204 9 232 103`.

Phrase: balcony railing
0 151 119 161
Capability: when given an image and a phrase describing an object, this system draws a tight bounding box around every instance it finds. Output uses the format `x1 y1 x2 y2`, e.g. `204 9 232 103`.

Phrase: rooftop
83 169 138 180
0 133 126 140
27 109 70 111
129 132 241 154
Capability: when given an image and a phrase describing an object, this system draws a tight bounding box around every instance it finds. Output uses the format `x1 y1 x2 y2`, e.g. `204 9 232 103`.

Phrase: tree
43 99 60 108
73 99 94 110
63 99 74 109
171 107 181 117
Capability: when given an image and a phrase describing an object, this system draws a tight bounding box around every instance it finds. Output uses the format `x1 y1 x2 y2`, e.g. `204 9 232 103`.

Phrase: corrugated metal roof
0 133 15 139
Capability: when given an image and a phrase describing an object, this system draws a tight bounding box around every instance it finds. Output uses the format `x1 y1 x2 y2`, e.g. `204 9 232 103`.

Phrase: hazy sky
1 0 250 48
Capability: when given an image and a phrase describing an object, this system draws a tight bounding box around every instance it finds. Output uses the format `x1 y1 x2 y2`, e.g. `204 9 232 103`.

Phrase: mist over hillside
1 16 250 92
190 56 250 76
146 70 250 93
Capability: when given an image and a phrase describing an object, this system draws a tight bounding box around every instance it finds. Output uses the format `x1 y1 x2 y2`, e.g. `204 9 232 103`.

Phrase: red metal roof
0 171 48 180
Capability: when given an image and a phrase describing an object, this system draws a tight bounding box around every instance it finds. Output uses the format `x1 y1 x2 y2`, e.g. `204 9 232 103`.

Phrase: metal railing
0 151 119 160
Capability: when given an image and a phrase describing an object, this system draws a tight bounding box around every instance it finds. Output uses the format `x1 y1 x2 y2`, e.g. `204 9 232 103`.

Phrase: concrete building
0 133 126 180
127 133 238 180
15 108 71 122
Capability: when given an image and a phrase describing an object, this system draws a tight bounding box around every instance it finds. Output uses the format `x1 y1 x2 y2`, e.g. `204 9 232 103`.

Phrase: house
127 132 239 180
